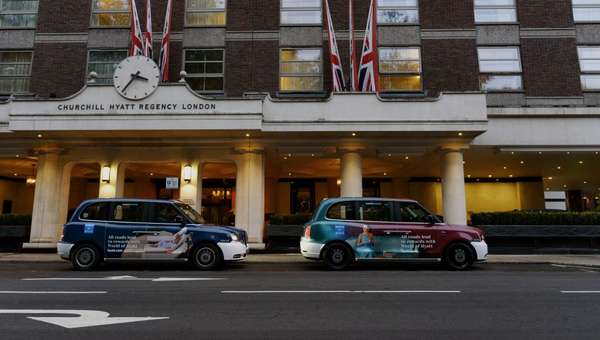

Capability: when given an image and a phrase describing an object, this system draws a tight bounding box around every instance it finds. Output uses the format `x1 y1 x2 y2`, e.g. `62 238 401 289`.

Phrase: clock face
113 56 160 100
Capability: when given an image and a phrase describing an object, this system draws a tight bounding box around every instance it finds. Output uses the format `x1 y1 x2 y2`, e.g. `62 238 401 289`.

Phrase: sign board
165 177 179 190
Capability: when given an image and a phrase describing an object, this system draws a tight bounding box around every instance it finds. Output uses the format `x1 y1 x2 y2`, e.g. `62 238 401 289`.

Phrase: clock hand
121 73 137 93
135 74 149 81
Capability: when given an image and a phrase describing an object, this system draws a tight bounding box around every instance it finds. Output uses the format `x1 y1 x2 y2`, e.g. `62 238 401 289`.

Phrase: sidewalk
2 252 600 267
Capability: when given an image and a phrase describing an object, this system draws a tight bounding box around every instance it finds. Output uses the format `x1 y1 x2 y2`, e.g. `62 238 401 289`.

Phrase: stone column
441 148 467 225
179 161 202 212
340 150 363 197
235 150 265 247
98 161 124 198
27 151 64 246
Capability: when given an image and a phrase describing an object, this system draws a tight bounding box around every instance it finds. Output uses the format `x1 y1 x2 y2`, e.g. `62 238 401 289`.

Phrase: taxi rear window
80 202 110 221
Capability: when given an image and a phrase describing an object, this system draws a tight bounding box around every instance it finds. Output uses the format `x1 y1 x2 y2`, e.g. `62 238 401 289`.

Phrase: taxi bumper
218 241 249 261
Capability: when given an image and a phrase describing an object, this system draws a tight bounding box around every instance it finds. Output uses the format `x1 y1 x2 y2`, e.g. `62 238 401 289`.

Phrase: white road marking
23 276 226 282
0 309 168 329
0 291 106 294
561 291 600 294
221 290 461 294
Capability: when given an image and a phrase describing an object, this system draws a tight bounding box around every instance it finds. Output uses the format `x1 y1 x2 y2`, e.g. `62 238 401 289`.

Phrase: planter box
0 225 30 238
267 224 305 238
479 225 600 238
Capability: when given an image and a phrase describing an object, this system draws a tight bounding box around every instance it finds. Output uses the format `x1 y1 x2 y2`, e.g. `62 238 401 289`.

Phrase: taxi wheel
443 243 474 270
190 244 223 270
71 243 101 271
323 243 354 270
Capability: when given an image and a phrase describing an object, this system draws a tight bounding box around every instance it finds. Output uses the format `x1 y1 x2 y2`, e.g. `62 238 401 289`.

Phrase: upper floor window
377 0 418 24
280 48 322 92
0 51 32 94
184 49 225 93
573 0 600 23
477 47 522 91
280 0 322 25
379 47 422 91
578 46 600 90
87 50 128 85
91 0 130 27
474 0 517 23
0 0 38 28
186 0 226 26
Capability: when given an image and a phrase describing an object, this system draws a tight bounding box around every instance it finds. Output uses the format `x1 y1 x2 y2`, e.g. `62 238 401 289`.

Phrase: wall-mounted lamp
183 165 193 183
26 177 36 185
101 165 111 183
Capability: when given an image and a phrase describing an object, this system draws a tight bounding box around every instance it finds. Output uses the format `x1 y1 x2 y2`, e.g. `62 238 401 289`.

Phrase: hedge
269 214 312 225
0 214 32 226
471 211 600 226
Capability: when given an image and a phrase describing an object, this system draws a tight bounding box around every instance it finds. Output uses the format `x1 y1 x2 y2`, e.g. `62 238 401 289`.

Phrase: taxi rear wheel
71 243 101 271
190 244 223 270
443 243 474 270
323 243 354 270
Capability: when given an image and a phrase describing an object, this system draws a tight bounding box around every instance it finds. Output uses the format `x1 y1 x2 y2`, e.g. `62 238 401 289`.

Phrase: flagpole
349 0 358 92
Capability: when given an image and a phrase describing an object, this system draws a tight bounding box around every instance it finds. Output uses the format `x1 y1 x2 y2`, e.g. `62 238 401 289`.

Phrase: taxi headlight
230 233 239 242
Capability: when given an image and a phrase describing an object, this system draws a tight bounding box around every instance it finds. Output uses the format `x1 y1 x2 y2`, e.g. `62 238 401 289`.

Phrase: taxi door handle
384 230 411 234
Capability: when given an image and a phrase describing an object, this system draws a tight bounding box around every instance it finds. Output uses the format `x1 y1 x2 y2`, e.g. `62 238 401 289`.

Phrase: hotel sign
55 102 219 114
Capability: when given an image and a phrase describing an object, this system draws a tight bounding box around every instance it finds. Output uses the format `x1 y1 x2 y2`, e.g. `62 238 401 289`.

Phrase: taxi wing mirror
174 215 186 226
425 215 438 225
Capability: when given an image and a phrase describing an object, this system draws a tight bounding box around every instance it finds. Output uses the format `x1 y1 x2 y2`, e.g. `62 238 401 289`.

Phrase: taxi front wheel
443 243 474 270
190 244 223 270
323 243 354 270
71 243 101 271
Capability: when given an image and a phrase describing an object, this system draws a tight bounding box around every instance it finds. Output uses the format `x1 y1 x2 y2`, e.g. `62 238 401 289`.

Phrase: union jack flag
358 0 380 93
324 0 345 92
349 0 358 91
158 0 173 81
129 0 144 56
143 0 153 58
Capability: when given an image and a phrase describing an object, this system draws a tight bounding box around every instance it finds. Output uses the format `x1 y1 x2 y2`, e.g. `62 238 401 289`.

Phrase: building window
87 50 128 85
184 49 225 93
477 47 523 91
379 47 422 91
474 0 517 23
280 48 322 92
0 0 38 28
377 0 418 25
280 0 322 25
573 0 600 23
91 0 130 27
578 46 600 90
0 51 32 94
185 0 226 26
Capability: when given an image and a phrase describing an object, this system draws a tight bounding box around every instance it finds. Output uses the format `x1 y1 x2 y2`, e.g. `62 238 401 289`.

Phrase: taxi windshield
176 203 205 224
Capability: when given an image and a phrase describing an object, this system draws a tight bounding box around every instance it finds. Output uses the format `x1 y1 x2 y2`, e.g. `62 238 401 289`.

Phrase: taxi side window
110 202 145 222
147 203 183 223
357 201 393 222
397 202 430 223
326 202 357 220
80 202 110 221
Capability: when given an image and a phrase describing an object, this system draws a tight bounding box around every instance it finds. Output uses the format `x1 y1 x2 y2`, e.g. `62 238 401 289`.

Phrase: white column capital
439 144 470 153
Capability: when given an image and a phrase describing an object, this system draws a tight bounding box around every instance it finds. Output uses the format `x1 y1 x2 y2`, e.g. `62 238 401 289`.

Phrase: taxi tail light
304 225 311 239
59 227 64 241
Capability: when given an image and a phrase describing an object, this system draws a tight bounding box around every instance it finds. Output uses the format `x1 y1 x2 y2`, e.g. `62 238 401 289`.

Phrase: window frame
0 0 39 29
183 48 226 94
573 0 600 23
184 0 227 27
0 50 33 95
90 0 130 28
577 45 600 91
377 0 419 25
378 46 423 92
477 46 523 92
474 0 518 24
279 47 323 93
280 0 323 26
86 49 128 85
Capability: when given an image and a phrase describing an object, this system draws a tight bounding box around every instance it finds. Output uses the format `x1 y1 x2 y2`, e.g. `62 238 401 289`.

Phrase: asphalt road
0 261 599 340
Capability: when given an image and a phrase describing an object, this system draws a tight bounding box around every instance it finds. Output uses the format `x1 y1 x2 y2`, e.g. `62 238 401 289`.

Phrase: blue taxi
57 199 248 270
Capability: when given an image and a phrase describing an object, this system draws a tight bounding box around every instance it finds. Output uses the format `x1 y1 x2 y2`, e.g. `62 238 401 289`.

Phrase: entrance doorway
202 163 236 225
123 162 181 200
